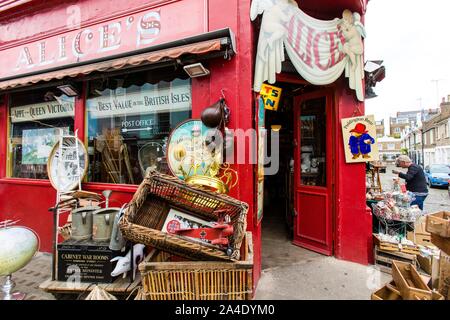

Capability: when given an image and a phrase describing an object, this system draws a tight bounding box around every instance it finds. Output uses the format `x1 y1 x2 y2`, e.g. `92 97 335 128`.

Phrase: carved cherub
338 10 366 72
250 0 299 91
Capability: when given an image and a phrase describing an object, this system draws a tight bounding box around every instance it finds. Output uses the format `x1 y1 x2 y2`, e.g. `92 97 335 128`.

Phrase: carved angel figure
338 10 366 72
250 0 298 92
338 10 366 101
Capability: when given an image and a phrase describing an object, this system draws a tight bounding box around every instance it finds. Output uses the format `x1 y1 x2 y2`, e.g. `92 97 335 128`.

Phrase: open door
293 91 333 255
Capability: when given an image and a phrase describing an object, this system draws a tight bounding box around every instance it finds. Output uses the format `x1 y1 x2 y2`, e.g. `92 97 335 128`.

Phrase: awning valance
0 29 234 91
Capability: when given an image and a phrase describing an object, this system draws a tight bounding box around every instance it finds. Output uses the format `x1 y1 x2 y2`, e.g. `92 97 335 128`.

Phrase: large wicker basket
119 170 248 261
139 232 253 300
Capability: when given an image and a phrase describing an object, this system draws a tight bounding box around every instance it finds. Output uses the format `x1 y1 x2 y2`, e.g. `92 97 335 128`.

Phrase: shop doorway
262 82 334 262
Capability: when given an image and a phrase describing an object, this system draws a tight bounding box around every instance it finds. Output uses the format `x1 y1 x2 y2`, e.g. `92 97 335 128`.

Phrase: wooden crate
371 281 402 300
374 246 416 274
138 232 253 300
373 234 399 252
438 251 450 300
407 231 432 247
431 233 450 255
426 211 450 238
392 261 432 300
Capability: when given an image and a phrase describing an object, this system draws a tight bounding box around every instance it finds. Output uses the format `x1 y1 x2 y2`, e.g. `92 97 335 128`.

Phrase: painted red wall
333 78 373 265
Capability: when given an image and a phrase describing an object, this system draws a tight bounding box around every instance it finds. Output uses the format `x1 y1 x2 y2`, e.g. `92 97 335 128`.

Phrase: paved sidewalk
0 252 54 300
2 246 388 300
254 211 390 300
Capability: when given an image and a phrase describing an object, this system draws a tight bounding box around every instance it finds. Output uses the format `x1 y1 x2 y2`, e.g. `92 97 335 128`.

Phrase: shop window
86 74 192 185
8 87 75 179
299 97 326 187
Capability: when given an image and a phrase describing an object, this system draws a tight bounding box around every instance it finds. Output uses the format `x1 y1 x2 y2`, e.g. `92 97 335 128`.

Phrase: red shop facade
0 0 372 288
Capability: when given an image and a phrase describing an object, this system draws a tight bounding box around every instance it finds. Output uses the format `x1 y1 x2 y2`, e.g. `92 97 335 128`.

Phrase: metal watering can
109 203 128 251
92 208 120 242
71 206 99 240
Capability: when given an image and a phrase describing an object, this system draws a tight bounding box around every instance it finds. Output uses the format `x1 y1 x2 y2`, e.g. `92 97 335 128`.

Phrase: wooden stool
369 164 384 193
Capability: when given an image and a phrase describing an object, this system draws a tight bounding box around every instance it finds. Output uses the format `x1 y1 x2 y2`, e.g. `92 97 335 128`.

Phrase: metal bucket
109 204 127 251
71 206 99 240
92 208 120 242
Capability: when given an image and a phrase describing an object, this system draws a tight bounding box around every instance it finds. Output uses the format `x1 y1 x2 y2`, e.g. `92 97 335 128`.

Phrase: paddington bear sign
251 0 366 101
341 115 378 163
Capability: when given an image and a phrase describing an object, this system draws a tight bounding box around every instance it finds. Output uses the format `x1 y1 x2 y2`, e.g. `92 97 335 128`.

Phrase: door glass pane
300 97 326 187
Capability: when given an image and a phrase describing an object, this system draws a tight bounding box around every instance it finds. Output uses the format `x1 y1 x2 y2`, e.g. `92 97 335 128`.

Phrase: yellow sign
260 84 282 111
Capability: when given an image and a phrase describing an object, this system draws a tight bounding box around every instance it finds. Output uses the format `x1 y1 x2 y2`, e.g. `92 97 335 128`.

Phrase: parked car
424 164 450 187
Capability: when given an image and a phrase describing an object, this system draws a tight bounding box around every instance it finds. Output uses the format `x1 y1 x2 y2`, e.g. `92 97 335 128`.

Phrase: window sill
0 178 138 193
0 178 52 187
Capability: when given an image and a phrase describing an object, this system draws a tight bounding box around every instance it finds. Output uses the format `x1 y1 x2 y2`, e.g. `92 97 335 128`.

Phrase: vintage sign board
86 81 191 119
57 240 119 283
341 115 378 163
0 0 206 80
260 83 282 111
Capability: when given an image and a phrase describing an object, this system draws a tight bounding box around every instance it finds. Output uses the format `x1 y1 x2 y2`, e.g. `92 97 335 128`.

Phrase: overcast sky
364 0 450 132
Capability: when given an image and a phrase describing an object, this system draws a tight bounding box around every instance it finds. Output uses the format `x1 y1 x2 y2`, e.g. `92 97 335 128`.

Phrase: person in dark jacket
392 155 428 210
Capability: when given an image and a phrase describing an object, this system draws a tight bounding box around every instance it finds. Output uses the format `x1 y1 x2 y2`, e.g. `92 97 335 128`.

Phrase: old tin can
71 206 99 240
92 208 120 242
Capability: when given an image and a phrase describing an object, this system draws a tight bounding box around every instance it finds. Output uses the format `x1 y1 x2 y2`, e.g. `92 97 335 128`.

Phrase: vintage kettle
201 98 229 128
92 208 120 242
109 204 127 251
71 206 99 241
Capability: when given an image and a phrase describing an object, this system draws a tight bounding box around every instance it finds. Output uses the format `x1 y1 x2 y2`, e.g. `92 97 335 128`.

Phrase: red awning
0 38 223 91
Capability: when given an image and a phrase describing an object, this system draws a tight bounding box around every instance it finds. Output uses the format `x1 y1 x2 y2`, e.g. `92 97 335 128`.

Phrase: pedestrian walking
392 155 428 210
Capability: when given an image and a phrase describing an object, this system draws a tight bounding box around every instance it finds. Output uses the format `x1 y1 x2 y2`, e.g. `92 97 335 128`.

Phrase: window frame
1 75 206 189
6 89 77 181
84 78 193 185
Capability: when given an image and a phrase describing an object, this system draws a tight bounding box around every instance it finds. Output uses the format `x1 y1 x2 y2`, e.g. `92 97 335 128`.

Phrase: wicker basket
119 170 248 261
139 232 253 300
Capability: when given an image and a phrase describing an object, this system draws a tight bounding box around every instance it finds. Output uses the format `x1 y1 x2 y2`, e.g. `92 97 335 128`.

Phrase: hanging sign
260 83 282 111
251 1 366 101
341 115 379 163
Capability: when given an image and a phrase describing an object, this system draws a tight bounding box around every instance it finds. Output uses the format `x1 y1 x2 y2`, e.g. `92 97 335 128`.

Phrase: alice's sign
0 0 206 80
87 83 191 119
10 100 75 123
251 1 366 101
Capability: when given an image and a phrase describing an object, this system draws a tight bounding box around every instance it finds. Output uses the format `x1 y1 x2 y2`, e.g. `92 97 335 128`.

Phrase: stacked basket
119 170 252 300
